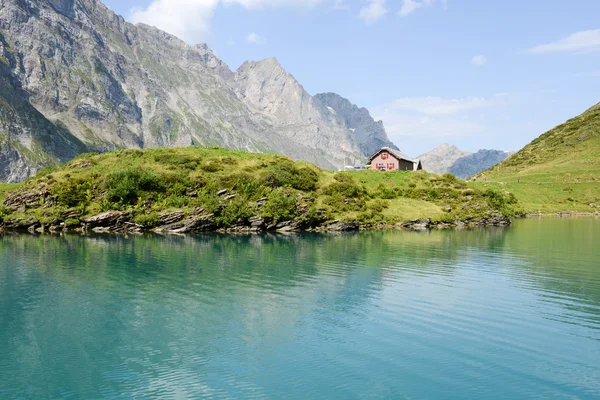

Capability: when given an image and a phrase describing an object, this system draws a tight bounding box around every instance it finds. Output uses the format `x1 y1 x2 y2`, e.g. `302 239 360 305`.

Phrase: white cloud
376 96 495 116
471 55 487 66
359 0 387 24
247 32 266 44
527 29 600 54
399 0 436 17
371 96 497 142
130 0 218 44
130 0 337 44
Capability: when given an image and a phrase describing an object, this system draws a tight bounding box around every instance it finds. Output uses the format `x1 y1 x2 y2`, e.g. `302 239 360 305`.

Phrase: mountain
485 102 600 182
418 144 471 175
449 150 512 179
418 144 510 178
0 0 395 182
481 102 600 213
314 93 399 157
0 39 87 181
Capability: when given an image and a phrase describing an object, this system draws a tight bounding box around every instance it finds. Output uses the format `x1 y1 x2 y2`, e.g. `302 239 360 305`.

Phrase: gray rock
315 93 398 158
84 211 124 228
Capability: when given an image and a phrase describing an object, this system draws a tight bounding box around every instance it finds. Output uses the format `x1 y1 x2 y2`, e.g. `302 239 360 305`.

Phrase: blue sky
103 0 600 156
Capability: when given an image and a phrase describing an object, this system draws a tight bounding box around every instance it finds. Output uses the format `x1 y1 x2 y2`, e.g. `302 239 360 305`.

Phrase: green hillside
476 102 600 213
0 147 518 233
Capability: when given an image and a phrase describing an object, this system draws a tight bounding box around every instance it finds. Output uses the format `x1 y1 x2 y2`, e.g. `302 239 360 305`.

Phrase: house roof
369 147 420 164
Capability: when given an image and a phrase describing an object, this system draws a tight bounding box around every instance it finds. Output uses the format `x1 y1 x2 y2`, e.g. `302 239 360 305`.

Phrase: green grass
0 183 21 203
481 102 600 213
0 147 518 230
470 181 600 214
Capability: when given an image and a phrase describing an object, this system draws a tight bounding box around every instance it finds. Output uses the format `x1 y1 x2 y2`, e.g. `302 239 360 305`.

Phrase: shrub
259 161 319 191
323 193 365 212
65 218 81 227
52 178 93 207
324 174 366 198
195 190 221 214
216 197 253 226
200 160 223 172
357 209 385 224
161 194 190 208
134 213 161 228
261 189 298 221
442 173 458 183
369 199 390 213
105 167 165 205
376 184 398 199
218 173 263 197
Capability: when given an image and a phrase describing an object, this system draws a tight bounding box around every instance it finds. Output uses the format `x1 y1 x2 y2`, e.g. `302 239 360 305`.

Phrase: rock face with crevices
0 0 398 182
315 92 399 157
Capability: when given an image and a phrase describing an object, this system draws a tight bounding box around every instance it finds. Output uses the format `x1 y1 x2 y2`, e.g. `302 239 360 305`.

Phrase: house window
377 163 385 170
381 153 389 160
387 163 395 170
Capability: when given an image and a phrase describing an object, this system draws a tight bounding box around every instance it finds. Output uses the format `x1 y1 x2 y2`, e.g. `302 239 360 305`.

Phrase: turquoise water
1 218 599 399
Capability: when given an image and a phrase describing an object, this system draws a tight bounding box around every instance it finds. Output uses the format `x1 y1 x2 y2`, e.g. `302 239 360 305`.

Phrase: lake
1 218 599 399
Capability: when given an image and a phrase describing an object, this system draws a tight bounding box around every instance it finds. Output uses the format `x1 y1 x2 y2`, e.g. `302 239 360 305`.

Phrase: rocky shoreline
0 207 511 235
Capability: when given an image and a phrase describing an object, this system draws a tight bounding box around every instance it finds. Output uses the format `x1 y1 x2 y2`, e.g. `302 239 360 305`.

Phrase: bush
442 173 458 183
52 178 93 207
323 193 365 212
134 213 161 228
376 184 398 199
200 160 223 172
65 218 81 227
218 173 263 197
259 161 319 191
357 209 385 224
369 199 390 212
483 189 508 208
261 189 298 221
324 174 366 198
105 167 165 205
216 197 253 226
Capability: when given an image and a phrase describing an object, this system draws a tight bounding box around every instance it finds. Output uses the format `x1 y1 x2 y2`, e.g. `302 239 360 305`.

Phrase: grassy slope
0 147 518 230
480 102 600 213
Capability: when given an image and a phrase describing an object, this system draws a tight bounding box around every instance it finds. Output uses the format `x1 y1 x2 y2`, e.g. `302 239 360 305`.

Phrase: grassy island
0 147 520 233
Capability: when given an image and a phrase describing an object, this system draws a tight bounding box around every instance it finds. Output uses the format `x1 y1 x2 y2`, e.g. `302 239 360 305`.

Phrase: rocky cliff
0 0 395 182
314 93 398 157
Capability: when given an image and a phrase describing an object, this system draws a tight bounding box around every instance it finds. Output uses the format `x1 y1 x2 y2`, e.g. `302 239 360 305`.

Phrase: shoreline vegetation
0 147 522 235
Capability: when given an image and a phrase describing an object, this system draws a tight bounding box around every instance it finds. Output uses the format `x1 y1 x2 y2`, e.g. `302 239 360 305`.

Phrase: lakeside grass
470 181 600 214
0 147 518 230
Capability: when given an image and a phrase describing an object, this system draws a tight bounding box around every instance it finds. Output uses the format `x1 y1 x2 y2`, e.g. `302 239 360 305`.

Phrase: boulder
84 211 124 229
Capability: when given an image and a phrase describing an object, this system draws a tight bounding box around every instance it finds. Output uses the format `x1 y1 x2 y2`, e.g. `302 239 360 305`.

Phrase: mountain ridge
0 0 397 182
418 144 511 179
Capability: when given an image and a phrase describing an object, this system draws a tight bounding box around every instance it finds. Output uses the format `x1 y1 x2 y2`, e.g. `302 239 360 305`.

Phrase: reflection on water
1 218 599 399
